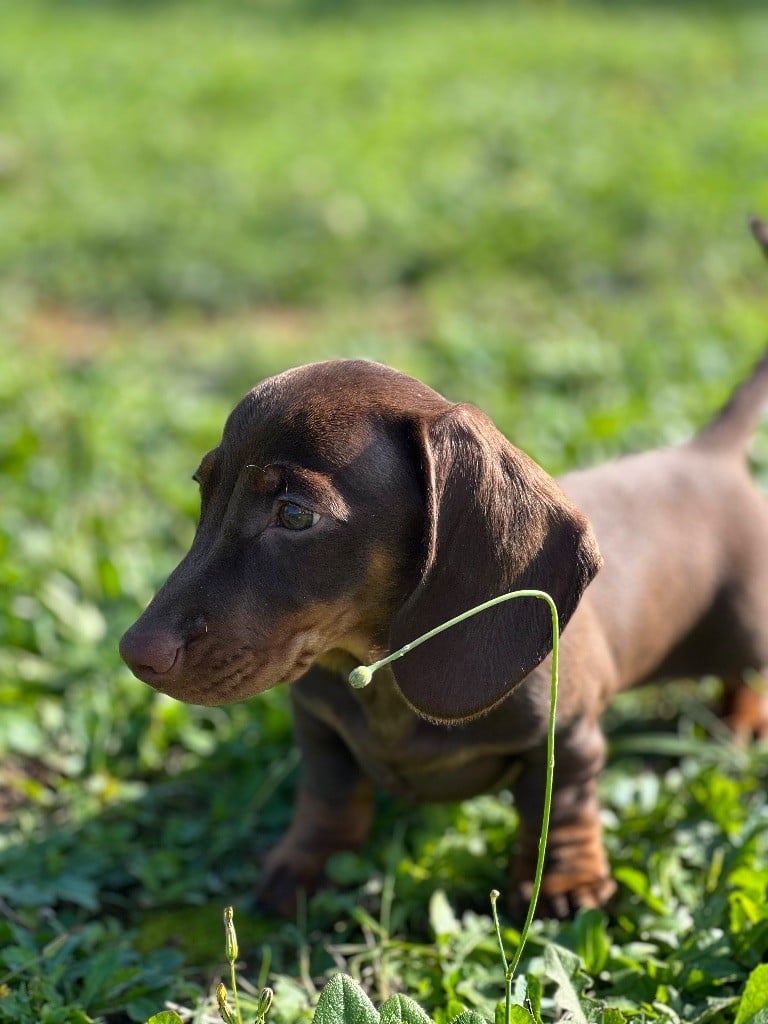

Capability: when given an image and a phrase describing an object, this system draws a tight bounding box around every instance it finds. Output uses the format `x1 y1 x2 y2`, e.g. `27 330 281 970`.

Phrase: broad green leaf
691 998 741 1024
509 1008 536 1024
613 867 666 913
1 947 34 972
313 974 379 1024
523 976 543 1024
429 890 461 938
739 1013 768 1024
601 1010 627 1024
575 908 610 975
494 977 539 1024
449 1013 488 1024
736 964 768 1024
380 995 433 1024
79 947 122 1006
444 1002 468 1023
543 946 588 1024
145 1014 184 1024
496 995 535 1024
42 1011 92 1024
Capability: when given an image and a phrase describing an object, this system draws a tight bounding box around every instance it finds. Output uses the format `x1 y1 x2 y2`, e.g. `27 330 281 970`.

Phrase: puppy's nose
119 628 183 681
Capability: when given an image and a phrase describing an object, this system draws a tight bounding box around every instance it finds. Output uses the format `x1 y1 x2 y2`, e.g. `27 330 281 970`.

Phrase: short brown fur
121 356 768 918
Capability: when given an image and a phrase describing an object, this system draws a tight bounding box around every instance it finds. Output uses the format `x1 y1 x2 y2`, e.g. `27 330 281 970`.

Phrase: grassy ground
2 1 768 1022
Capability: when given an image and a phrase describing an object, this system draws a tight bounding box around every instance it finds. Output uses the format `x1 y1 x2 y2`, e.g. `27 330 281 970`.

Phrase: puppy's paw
512 874 617 921
511 869 617 921
721 681 768 743
720 671 768 745
256 844 328 917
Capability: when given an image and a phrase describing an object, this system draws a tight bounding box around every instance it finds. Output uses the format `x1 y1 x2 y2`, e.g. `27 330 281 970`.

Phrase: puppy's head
120 360 601 720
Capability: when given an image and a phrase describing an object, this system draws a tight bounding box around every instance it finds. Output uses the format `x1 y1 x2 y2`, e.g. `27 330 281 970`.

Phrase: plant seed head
256 987 274 1020
223 906 239 963
217 982 236 1024
348 665 373 688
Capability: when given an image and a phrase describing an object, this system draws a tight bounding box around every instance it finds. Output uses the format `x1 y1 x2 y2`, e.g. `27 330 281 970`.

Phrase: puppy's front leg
511 715 615 920
258 695 375 916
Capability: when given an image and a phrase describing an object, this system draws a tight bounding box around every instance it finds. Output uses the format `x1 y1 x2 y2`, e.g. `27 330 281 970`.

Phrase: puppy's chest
295 671 523 801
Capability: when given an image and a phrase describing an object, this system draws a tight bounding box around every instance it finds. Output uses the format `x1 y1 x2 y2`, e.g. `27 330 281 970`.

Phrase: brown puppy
120 356 768 918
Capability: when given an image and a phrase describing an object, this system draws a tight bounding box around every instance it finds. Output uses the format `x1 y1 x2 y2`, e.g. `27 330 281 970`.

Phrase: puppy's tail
693 348 768 457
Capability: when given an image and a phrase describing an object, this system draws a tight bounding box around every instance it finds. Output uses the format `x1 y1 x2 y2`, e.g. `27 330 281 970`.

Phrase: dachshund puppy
120 356 768 917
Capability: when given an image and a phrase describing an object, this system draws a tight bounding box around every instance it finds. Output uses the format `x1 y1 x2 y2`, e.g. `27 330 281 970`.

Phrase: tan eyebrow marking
263 463 351 521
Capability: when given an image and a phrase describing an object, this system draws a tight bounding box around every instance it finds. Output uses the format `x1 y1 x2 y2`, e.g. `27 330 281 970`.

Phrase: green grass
2 1 768 321
2 0 768 1021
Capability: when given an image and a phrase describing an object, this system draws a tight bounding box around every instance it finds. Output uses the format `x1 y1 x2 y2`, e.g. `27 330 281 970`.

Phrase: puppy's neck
317 649 418 744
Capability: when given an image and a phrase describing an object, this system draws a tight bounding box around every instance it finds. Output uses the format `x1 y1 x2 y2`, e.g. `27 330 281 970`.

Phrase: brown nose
119 628 183 682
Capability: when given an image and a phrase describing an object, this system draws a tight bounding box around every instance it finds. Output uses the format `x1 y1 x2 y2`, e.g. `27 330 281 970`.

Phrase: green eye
277 502 319 531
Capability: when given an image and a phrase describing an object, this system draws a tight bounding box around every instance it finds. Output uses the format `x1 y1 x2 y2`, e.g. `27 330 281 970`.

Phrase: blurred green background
2 1 768 1021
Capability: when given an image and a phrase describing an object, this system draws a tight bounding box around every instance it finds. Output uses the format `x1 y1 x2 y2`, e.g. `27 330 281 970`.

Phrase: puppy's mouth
146 641 323 707
121 606 354 707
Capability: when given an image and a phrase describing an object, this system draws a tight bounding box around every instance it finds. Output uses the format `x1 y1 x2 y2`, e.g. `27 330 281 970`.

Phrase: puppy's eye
192 471 201 485
277 502 319 531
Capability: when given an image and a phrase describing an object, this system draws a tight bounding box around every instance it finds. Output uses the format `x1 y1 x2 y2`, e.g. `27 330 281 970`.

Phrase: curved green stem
349 588 560 983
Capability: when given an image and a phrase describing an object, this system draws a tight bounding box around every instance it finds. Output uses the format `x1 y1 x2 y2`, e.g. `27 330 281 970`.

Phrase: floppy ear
389 404 601 723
